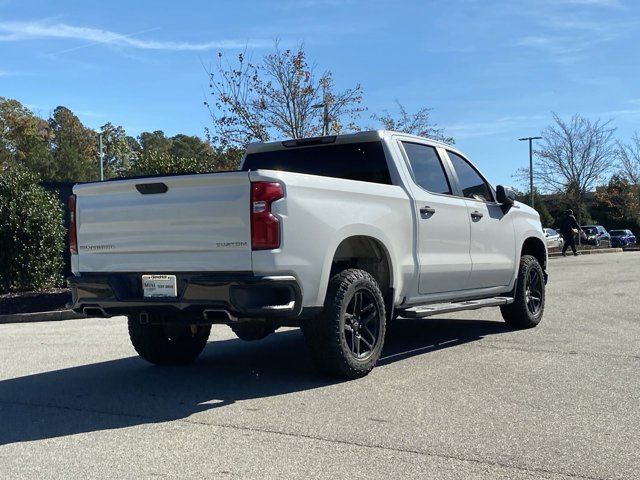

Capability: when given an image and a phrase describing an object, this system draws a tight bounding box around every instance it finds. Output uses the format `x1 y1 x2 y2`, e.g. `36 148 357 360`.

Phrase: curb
0 310 86 325
549 248 623 258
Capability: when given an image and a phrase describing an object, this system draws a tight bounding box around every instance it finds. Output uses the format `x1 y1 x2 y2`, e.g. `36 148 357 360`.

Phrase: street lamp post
518 136 542 209
98 133 105 181
311 103 329 136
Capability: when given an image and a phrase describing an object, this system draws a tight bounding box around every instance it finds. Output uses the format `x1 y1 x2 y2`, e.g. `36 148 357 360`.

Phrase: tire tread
302 268 386 379
500 255 545 329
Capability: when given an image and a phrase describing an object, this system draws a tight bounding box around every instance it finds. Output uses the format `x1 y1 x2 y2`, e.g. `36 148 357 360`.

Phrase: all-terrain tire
500 255 545 329
128 317 211 365
302 268 386 379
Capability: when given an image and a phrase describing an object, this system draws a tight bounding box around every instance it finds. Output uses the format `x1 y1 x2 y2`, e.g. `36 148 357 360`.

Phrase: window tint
447 151 493 202
242 141 391 185
401 142 451 195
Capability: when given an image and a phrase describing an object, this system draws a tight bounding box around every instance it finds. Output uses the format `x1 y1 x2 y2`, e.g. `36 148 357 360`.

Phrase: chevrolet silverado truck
68 131 548 379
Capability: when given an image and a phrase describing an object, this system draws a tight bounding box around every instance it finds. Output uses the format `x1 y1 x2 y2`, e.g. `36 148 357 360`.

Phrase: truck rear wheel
302 268 387 379
500 255 545 328
127 316 211 365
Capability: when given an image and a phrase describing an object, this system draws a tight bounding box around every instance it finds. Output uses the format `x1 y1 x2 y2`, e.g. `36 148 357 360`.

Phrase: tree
124 151 217 177
594 175 640 231
118 129 243 177
49 106 98 182
170 134 213 160
371 100 454 144
0 97 53 173
517 113 616 224
205 42 363 149
100 122 139 178
138 130 172 156
617 132 640 184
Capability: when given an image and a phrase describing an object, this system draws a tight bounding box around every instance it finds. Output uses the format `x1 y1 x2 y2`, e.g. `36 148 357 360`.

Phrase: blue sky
1 0 639 186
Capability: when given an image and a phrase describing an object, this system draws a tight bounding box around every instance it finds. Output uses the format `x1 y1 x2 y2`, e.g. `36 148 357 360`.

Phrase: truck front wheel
128 316 211 365
500 255 545 328
302 268 387 379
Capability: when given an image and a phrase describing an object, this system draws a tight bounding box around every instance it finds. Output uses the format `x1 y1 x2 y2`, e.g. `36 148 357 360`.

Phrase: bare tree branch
617 131 640 184
515 113 616 222
205 42 363 149
370 100 454 144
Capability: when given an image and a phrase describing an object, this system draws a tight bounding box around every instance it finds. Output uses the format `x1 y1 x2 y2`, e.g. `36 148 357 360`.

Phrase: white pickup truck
68 130 547 378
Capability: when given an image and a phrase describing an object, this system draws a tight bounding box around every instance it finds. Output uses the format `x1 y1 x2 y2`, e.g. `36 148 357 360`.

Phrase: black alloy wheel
343 289 382 360
525 267 543 316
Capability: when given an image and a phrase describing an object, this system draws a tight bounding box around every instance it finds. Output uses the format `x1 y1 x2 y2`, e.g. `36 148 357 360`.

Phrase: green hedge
0 167 65 292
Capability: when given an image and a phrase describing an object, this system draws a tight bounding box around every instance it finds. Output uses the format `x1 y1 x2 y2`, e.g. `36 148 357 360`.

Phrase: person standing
559 209 581 256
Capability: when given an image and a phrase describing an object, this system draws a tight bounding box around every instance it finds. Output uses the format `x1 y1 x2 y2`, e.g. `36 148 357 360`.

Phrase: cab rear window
242 141 392 185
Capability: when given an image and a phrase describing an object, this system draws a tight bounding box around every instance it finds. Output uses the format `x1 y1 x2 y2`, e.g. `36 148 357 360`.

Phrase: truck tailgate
73 172 252 273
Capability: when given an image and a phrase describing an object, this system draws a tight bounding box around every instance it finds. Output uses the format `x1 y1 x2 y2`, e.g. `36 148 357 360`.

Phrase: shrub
0 166 65 292
120 148 243 178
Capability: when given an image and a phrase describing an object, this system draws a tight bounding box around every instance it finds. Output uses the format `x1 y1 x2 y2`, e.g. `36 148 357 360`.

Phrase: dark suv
581 225 611 247
609 229 637 248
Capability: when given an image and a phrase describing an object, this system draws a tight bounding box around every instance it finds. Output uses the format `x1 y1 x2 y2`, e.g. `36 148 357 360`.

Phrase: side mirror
496 185 515 207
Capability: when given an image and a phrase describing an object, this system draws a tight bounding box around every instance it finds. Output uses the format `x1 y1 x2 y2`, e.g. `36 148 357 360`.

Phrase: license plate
142 275 177 298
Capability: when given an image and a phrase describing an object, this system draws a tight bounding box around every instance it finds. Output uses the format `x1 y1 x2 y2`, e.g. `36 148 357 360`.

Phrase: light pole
98 133 105 181
518 136 542 208
311 103 329 136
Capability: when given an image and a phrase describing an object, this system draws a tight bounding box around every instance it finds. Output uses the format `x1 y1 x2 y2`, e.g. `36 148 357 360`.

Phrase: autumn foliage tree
0 97 53 173
594 175 640 231
205 42 364 149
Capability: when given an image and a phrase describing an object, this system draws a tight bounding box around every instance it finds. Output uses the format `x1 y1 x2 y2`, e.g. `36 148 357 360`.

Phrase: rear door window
242 142 392 185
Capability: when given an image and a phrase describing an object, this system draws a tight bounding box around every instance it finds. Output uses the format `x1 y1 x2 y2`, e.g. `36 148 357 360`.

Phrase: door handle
471 210 484 219
420 206 436 215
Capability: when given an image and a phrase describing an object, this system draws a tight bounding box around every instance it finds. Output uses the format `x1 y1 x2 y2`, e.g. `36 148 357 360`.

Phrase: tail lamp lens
251 182 284 250
68 194 78 254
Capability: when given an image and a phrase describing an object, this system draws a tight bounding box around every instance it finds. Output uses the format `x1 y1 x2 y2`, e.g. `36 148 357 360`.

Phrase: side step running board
400 297 514 319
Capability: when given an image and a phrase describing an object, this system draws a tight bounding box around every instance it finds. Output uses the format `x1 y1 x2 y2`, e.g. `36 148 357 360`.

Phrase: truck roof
246 130 459 155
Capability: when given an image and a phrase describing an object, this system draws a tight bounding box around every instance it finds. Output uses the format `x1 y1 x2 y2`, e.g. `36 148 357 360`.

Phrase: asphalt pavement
1 253 638 479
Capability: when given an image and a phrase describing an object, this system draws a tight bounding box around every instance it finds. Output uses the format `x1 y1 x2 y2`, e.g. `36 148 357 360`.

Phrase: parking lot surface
1 253 639 479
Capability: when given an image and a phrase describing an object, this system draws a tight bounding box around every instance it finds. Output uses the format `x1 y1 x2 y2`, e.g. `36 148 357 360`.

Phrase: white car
543 228 563 249
68 130 548 378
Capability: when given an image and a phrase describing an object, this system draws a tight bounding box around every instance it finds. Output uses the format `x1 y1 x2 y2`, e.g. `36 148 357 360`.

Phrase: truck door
445 150 516 289
399 141 473 294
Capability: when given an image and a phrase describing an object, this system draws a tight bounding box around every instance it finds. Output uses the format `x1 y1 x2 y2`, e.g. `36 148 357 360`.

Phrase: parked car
543 228 563 249
581 225 611 247
68 130 548 379
609 229 637 248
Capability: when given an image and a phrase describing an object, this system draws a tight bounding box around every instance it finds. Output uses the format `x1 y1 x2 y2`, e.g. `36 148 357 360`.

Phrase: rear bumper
68 272 302 321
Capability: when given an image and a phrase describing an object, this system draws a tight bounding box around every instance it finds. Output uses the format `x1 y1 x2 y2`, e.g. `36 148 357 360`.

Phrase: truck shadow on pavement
0 317 511 445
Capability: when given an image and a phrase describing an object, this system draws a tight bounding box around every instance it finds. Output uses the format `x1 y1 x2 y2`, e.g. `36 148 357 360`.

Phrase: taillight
251 182 284 250
68 194 77 254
